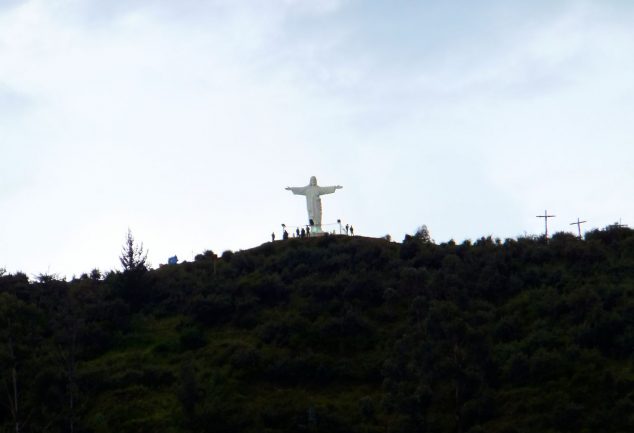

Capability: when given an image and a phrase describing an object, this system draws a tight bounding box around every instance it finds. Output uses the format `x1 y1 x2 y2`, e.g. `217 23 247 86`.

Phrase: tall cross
569 217 587 238
536 210 556 240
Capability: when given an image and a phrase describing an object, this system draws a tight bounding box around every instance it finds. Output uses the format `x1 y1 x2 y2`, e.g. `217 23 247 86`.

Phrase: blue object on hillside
168 256 178 265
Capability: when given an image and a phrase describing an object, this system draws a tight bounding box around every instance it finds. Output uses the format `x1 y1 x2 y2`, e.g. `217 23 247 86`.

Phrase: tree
0 293 44 433
414 225 432 243
49 282 84 433
119 229 149 272
116 230 152 310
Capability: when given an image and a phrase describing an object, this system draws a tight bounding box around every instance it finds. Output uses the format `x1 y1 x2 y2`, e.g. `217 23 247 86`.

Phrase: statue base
309 231 328 237
310 225 322 233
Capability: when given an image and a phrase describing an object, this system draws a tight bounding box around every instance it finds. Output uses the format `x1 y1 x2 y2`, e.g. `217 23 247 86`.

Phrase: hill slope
1 229 633 433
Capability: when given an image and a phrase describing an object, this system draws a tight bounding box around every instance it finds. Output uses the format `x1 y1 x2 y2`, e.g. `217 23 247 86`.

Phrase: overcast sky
1 0 633 277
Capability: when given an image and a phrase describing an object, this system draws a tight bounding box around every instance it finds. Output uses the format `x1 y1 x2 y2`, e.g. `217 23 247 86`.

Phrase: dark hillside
1 228 633 433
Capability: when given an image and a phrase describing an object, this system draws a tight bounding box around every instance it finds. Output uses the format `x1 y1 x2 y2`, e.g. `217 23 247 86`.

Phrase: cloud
0 0 355 273
0 0 633 275
0 85 30 116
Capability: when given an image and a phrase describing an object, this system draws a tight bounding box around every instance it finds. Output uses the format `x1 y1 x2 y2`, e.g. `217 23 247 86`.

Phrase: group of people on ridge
271 224 354 242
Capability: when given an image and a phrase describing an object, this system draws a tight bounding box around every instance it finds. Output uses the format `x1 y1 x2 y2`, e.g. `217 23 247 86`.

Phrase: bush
180 326 207 350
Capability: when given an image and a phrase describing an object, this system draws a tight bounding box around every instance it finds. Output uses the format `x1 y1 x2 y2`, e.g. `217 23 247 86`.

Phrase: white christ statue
285 176 342 232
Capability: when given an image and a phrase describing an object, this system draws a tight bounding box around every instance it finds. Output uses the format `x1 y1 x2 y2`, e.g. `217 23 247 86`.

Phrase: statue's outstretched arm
286 186 307 195
317 185 342 195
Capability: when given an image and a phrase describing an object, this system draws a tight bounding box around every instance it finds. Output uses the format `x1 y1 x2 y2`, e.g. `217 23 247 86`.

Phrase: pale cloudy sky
1 0 633 277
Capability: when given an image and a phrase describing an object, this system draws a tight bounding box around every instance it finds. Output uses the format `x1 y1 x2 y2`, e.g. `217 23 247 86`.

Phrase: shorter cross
569 217 587 239
612 218 628 228
536 210 556 240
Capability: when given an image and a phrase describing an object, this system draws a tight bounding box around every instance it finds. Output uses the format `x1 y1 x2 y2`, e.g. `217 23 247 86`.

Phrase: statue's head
309 176 317 186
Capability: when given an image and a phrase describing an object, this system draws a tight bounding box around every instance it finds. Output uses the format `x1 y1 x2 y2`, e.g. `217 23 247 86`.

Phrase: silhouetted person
296 228 300 237
306 226 311 237
350 225 354 236
271 232 275 242
283 230 289 240
300 228 306 238
345 224 349 235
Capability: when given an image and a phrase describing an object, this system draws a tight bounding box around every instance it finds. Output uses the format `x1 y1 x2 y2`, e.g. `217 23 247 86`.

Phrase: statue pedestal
309 225 339 236
309 231 328 237
310 225 327 235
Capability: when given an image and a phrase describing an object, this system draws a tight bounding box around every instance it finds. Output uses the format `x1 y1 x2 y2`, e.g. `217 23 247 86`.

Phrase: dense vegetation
1 227 633 433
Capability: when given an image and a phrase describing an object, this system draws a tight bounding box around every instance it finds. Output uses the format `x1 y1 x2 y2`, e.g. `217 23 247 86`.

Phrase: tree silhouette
414 225 432 243
119 229 148 272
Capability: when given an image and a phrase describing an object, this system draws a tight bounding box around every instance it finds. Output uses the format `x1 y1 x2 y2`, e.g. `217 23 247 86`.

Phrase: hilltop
1 228 633 433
